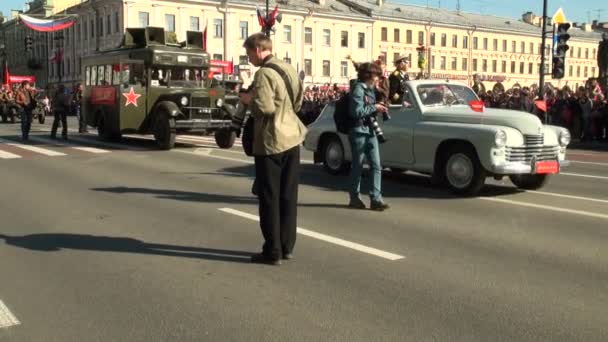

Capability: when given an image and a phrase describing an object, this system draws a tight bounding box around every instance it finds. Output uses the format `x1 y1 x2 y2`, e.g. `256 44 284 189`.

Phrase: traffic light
24 36 33 52
552 23 570 79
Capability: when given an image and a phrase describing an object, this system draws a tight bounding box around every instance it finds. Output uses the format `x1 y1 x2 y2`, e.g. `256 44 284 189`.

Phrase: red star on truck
122 87 141 107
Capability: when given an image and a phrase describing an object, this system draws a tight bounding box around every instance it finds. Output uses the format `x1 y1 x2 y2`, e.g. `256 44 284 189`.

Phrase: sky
1 0 605 24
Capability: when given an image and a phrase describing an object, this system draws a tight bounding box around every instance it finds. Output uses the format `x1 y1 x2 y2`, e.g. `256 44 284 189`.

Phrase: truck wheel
215 128 236 149
322 135 349 175
443 146 486 196
509 174 549 190
154 115 176 150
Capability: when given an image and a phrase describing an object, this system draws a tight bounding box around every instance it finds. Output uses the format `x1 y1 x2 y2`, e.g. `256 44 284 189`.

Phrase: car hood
423 107 543 135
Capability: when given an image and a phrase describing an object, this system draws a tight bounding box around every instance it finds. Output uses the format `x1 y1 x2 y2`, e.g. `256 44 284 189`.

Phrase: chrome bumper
492 160 570 174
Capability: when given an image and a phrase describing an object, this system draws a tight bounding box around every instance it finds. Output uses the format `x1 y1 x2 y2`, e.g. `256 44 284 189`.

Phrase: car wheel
322 135 349 175
214 128 236 149
154 115 176 150
509 174 549 190
443 146 486 196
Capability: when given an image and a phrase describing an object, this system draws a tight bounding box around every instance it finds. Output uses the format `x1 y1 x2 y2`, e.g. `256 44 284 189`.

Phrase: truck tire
154 115 176 150
509 174 549 190
443 145 486 196
215 128 236 149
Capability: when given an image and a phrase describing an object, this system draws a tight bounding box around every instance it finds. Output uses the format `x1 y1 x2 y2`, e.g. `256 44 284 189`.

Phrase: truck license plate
535 161 559 174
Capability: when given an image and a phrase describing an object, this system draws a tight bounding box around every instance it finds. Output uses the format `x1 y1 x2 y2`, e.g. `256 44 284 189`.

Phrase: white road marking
559 172 608 180
569 160 608 166
28 136 110 154
0 149 22 159
174 147 315 164
0 299 20 329
479 197 608 220
219 208 405 261
525 190 608 204
0 138 66 156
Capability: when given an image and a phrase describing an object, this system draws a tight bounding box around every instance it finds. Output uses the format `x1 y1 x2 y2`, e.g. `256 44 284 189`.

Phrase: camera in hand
366 115 387 144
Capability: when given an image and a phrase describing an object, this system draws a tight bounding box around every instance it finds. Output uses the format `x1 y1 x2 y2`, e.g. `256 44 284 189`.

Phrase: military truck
81 27 235 149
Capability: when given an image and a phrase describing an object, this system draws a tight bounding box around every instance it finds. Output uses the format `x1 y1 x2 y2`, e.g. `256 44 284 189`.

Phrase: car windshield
150 66 209 88
416 84 478 107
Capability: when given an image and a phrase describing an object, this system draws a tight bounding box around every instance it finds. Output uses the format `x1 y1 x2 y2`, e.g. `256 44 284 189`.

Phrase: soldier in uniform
0 85 10 122
388 55 410 104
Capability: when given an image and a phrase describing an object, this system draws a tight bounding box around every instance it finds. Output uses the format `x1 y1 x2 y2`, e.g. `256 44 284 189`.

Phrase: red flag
534 100 547 113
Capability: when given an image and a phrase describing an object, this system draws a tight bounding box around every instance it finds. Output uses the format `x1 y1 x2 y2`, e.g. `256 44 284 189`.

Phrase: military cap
394 55 409 65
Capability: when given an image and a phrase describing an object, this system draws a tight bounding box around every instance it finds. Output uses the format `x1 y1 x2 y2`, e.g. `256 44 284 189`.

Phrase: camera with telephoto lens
366 115 387 144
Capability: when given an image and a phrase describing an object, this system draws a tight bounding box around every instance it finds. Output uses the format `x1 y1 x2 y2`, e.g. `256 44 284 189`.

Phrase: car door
119 61 147 131
379 87 420 166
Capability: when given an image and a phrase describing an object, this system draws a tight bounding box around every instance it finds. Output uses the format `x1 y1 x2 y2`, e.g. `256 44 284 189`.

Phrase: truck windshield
150 66 209 88
417 84 478 107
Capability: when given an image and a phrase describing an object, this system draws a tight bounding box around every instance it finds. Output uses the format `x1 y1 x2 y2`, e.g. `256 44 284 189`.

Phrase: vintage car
303 80 571 195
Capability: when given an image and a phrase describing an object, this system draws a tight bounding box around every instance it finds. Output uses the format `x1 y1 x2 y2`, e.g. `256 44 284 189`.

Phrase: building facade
1 0 603 90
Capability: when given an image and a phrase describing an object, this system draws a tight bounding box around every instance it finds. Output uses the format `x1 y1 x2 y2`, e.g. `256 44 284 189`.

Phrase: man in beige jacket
239 33 307 265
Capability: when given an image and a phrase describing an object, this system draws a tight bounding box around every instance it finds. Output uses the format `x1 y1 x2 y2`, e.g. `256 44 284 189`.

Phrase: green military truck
81 27 235 149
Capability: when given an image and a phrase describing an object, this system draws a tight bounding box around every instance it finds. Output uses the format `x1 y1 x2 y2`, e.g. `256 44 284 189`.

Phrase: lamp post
538 0 549 98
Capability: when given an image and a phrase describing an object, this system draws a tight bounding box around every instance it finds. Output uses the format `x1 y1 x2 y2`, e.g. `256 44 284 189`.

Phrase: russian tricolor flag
18 14 77 32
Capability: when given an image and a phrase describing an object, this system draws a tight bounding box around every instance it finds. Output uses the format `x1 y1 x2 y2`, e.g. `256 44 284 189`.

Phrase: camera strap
262 63 301 115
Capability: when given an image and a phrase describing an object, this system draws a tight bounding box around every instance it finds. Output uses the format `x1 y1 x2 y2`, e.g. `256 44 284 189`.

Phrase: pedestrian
348 62 390 211
14 80 37 141
51 84 71 140
72 83 87 133
238 33 307 265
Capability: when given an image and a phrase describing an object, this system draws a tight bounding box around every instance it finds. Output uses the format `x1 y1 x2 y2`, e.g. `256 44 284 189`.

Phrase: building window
482 59 487 72
593 49 596 58
213 53 223 60
114 12 120 33
323 29 331 46
380 52 387 64
483 38 488 50
106 15 111 35
214 19 223 38
473 58 478 71
462 58 468 71
519 62 524 74
430 32 436 46
84 21 88 38
283 57 291 65
452 35 458 48
381 27 387 41
473 37 478 49
418 31 424 45
284 25 292 43
501 61 507 73
451 57 457 70
341 31 348 47
358 32 365 48
305 27 312 44
592 67 596 76
502 40 506 52
341 61 348 77
441 33 447 47
138 12 148 28
393 53 400 65
239 55 248 65
585 48 589 59
305 59 312 76
323 60 330 76
493 39 498 51
98 17 103 37
529 42 534 54
431 55 435 69
164 14 175 32
463 36 468 49
239 21 248 39
492 60 497 73
394 29 400 42
406 30 412 44
190 17 200 31
584 66 588 77
521 42 525 54
577 66 580 77
569 65 573 77
512 41 516 53
440 56 446 70
91 19 95 37
511 61 516 73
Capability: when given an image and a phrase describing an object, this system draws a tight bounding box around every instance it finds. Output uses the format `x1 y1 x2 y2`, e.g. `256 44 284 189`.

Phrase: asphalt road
1 118 607 342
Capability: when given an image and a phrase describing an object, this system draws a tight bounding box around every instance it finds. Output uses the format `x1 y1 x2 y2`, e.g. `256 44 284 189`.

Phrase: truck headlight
494 130 507 147
180 96 188 106
559 130 571 146
215 98 224 108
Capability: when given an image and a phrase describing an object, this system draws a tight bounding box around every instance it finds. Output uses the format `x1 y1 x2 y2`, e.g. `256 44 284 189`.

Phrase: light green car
303 80 571 196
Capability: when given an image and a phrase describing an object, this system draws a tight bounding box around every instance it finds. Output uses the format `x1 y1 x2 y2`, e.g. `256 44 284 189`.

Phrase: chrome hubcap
325 141 344 171
446 153 474 189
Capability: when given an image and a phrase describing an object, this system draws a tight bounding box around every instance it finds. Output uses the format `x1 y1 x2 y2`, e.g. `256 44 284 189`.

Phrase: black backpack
333 92 353 134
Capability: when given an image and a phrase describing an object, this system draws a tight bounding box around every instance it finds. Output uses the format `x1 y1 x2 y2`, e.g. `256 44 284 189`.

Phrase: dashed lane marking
569 160 608 166
479 197 608 221
0 149 22 159
560 172 608 180
0 138 66 156
219 208 405 261
174 147 315 164
526 190 608 204
0 299 20 329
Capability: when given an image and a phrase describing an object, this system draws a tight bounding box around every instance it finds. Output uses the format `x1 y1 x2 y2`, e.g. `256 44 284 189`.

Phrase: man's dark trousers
51 109 68 138
20 108 32 139
254 146 300 260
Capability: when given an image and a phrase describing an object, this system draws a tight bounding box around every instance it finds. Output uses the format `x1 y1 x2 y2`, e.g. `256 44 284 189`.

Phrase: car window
417 84 478 107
